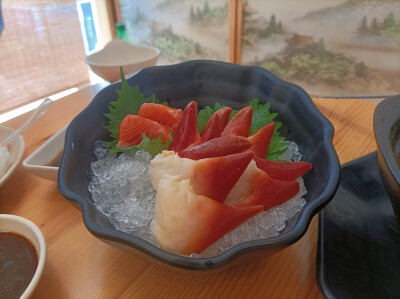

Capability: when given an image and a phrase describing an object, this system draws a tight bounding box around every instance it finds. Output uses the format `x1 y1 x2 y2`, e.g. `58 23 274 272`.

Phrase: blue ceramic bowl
58 60 340 272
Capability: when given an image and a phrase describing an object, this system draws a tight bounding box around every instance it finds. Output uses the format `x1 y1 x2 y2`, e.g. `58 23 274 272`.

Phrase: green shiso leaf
267 133 288 161
249 98 278 136
249 98 288 160
197 102 230 134
106 134 171 158
104 67 162 140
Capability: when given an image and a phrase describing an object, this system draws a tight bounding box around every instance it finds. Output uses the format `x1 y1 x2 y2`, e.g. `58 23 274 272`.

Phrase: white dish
22 125 67 181
85 39 159 82
0 214 47 299
0 125 25 187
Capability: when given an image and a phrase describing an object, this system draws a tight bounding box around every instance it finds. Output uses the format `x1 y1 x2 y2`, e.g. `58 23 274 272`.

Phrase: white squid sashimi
151 175 263 255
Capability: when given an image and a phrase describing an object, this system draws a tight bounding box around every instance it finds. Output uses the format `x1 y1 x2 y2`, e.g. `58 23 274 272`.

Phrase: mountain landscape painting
118 0 230 65
241 0 400 96
118 0 399 96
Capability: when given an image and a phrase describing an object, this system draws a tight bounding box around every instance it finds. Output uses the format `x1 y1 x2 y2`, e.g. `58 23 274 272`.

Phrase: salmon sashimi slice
149 151 254 203
178 135 252 160
138 103 183 132
246 122 275 158
168 101 200 152
221 106 253 137
224 160 300 211
118 114 172 147
254 156 312 181
151 175 263 255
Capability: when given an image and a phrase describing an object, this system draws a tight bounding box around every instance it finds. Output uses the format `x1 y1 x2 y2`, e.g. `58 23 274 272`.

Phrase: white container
22 125 67 181
85 39 160 82
0 214 47 299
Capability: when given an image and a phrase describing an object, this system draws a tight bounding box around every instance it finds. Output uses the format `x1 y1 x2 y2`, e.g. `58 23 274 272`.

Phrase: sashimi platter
58 61 339 268
87 71 312 258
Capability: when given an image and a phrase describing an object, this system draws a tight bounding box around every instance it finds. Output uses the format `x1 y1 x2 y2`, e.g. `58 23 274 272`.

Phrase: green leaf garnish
249 99 278 136
106 134 171 158
104 67 162 139
249 98 288 160
197 103 229 134
267 134 288 161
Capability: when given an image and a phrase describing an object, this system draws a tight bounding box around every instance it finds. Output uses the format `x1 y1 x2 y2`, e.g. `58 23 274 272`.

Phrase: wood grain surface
0 86 379 299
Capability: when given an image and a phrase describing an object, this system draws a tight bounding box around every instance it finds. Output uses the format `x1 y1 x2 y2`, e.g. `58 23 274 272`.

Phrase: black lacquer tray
317 152 400 298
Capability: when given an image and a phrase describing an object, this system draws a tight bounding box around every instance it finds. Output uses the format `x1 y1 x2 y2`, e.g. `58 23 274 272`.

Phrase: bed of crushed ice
88 141 307 258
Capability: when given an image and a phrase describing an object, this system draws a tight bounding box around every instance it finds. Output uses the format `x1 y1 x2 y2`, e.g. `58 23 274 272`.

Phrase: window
0 0 90 112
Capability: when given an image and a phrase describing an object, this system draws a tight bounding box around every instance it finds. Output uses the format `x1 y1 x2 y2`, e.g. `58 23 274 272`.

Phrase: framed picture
239 0 400 96
118 0 232 65
115 0 399 96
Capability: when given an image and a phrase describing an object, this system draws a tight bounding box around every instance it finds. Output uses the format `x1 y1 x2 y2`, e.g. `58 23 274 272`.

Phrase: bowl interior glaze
58 60 340 271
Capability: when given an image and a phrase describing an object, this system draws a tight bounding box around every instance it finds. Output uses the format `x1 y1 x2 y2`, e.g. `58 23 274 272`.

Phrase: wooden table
0 84 379 298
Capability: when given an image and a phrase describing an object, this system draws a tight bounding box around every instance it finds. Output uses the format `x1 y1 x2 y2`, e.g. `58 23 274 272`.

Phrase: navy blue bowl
374 95 400 224
58 60 340 272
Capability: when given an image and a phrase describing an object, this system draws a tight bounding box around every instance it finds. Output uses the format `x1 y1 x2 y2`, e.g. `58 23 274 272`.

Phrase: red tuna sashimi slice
138 103 183 132
118 114 172 147
246 122 275 158
168 101 200 152
151 175 263 255
178 135 252 160
197 107 232 145
254 156 312 181
224 160 300 211
149 151 253 203
221 106 253 137
192 152 254 202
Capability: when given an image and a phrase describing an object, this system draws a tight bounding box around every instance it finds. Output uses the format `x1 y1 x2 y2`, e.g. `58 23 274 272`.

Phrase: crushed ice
89 140 307 258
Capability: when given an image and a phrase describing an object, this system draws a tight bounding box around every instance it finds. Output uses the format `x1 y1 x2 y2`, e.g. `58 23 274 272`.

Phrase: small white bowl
0 214 46 299
85 39 160 82
23 125 67 181
0 125 25 187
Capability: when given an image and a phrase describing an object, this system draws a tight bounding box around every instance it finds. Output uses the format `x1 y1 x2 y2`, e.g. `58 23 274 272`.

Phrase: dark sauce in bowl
0 232 38 299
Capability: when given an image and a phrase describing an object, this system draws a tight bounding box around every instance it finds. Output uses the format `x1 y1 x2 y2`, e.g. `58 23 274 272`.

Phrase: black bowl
374 95 400 224
58 60 340 272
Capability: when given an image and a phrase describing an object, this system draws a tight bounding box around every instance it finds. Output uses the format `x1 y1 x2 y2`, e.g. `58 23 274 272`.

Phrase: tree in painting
355 12 400 39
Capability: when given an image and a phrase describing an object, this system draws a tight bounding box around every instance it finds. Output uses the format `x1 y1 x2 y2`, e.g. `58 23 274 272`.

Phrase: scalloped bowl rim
58 60 340 270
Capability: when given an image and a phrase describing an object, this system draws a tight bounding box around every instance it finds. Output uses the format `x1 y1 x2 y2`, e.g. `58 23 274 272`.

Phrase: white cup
0 214 47 299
